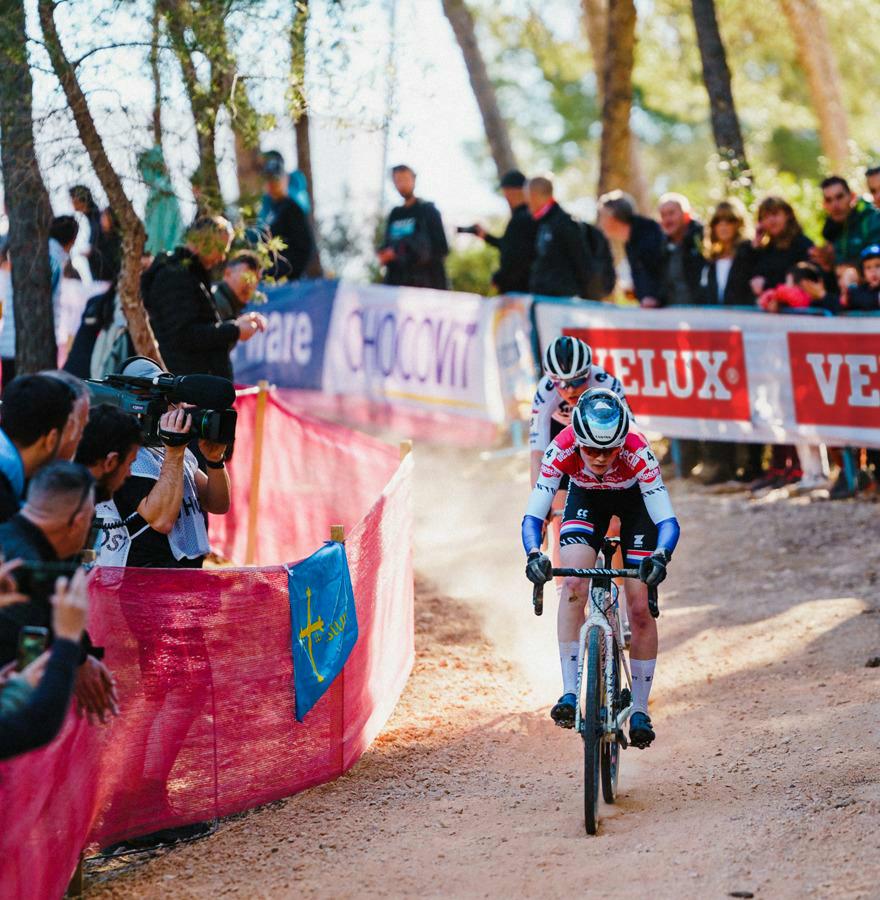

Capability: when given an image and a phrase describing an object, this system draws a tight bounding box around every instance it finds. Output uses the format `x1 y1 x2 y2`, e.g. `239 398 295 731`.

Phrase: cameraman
0 462 118 724
109 359 231 569
0 375 76 522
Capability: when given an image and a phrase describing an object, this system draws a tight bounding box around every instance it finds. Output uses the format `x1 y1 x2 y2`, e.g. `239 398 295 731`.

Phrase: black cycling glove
639 549 670 587
526 551 553 585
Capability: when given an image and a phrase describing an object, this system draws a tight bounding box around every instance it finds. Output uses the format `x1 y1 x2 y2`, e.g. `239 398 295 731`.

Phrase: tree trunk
441 0 517 180
233 129 264 214
0 0 56 373
691 0 751 188
38 0 163 365
160 0 223 214
290 0 322 276
581 0 650 211
598 0 636 197
779 0 849 171
150 1 162 146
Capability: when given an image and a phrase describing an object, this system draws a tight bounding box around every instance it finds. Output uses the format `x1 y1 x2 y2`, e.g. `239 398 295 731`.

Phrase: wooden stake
330 525 345 543
245 380 269 565
66 854 84 897
399 439 413 460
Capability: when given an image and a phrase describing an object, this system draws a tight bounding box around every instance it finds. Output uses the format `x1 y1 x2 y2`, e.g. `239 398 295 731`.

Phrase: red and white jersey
525 425 675 525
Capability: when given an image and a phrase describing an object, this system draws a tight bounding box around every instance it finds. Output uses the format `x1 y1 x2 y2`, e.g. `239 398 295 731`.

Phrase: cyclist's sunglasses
578 444 621 459
550 375 588 390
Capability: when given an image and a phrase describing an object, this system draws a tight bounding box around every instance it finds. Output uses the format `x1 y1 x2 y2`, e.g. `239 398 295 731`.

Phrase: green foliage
446 241 498 295
470 0 880 218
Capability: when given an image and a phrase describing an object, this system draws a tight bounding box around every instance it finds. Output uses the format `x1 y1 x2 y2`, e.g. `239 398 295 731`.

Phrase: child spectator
845 244 880 311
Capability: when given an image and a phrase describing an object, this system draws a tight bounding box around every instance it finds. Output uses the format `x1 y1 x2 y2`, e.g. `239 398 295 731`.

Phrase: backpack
579 221 616 299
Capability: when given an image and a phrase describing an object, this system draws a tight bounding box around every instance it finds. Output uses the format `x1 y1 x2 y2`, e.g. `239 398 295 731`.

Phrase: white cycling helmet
542 336 592 382
571 388 630 449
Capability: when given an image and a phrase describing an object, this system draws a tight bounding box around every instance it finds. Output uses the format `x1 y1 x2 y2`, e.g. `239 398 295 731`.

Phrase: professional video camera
86 359 237 448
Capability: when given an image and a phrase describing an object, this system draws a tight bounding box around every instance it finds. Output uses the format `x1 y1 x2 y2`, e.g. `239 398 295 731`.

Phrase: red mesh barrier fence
212 388 401 565
0 404 413 900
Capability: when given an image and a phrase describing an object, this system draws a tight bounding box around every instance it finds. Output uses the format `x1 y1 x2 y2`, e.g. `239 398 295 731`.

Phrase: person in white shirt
0 216 79 388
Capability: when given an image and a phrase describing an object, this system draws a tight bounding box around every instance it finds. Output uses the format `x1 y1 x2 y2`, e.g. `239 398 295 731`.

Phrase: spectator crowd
0 146 878 861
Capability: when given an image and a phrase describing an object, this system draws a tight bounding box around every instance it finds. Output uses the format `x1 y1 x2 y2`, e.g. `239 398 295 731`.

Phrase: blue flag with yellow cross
287 541 358 721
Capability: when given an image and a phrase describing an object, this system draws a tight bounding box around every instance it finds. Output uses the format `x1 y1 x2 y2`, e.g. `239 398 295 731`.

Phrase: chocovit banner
234 280 535 425
534 299 880 449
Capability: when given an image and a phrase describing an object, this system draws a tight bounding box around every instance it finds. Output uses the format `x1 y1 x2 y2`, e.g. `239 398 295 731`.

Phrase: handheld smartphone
16 626 49 672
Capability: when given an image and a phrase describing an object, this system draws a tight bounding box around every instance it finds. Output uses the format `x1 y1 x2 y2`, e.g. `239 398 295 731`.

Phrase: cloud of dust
412 445 562 705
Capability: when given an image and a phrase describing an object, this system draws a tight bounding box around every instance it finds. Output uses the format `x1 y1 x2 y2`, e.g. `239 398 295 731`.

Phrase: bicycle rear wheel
581 626 602 835
601 640 621 804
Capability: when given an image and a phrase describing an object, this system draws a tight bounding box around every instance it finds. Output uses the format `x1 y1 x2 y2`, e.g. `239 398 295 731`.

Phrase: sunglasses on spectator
550 375 589 390
66 482 93 527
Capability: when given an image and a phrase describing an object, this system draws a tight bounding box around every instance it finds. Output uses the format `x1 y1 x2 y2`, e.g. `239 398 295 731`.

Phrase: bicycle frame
531 545 660 736
572 571 632 737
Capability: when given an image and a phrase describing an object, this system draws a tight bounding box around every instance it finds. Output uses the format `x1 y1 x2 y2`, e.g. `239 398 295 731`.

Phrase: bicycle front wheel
581 625 602 835
601 640 621 804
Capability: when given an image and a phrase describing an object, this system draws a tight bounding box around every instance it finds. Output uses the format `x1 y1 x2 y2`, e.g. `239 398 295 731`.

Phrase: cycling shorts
559 483 658 569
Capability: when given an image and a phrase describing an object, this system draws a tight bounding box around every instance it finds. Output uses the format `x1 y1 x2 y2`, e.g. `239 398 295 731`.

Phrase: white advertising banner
534 300 880 448
323 282 527 423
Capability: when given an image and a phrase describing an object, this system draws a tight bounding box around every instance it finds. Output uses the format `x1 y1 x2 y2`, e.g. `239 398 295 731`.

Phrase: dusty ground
87 446 880 899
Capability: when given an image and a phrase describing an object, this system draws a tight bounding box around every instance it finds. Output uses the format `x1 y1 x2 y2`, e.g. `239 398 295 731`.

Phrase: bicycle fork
574 585 634 738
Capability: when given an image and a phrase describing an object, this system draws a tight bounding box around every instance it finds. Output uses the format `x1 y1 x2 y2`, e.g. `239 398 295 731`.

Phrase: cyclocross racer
529 336 625 485
521 388 680 748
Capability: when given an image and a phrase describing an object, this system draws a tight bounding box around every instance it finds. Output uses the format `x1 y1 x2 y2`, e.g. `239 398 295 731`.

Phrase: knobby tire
582 626 602 835
601 640 621 804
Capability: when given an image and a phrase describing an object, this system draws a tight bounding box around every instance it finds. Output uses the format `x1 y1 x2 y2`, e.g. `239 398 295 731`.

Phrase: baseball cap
262 151 286 179
120 356 168 379
499 169 526 189
860 243 880 262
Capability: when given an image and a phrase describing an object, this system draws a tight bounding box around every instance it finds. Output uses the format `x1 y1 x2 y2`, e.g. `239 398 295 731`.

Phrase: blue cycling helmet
571 388 629 449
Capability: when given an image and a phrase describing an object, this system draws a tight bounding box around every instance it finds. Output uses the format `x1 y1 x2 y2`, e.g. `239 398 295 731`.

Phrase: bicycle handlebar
531 568 659 619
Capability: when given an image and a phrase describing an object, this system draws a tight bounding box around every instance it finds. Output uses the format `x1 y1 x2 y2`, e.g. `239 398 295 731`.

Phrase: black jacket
660 220 705 306
263 195 314 280
698 242 755 306
485 204 538 294
845 283 880 311
745 233 814 292
142 248 239 379
625 216 666 302
528 202 593 298
0 637 79 761
382 199 449 290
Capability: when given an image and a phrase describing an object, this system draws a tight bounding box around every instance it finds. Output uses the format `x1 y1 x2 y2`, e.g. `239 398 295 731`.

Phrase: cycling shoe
550 693 576 728
629 711 655 748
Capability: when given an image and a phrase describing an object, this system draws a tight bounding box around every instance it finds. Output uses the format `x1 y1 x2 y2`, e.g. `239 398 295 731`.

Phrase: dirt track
89 446 880 899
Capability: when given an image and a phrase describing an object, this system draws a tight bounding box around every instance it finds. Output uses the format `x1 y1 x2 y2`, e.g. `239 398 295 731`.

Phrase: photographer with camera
107 358 231 569
0 374 77 523
0 568 92 760
0 461 118 726
465 169 538 294
142 216 263 378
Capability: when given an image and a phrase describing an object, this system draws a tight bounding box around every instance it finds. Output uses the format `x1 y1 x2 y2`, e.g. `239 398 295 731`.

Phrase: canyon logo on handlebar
86 371 238 447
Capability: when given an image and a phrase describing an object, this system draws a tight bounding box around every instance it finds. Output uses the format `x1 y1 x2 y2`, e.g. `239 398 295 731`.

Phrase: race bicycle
532 536 659 835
